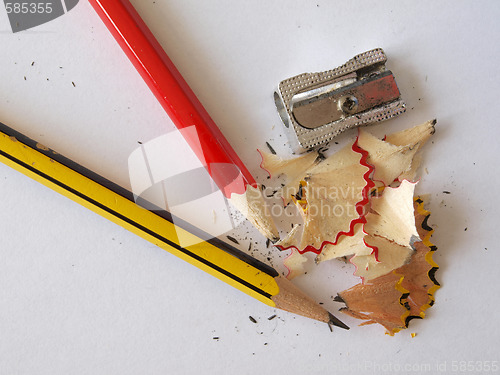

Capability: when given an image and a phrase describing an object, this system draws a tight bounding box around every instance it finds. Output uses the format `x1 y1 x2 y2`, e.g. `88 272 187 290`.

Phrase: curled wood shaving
337 271 408 333
357 120 436 185
357 129 419 185
230 184 279 242
283 249 308 279
259 120 438 326
259 150 320 204
351 235 413 282
338 197 439 334
364 180 421 248
315 223 366 263
277 142 372 253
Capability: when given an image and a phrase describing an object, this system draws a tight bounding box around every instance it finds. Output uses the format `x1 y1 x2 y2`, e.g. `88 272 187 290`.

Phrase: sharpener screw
339 95 359 115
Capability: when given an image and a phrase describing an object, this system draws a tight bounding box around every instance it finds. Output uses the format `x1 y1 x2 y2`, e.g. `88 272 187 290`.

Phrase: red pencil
88 0 279 241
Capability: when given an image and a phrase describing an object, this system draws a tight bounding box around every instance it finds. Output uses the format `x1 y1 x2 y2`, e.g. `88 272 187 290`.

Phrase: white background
1 1 499 374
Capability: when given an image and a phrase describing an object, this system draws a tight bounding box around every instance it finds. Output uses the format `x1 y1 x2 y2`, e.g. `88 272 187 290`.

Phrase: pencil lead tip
333 294 345 303
328 312 349 331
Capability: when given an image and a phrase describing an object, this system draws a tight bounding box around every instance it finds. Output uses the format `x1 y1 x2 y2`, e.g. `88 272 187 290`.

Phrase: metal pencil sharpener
274 48 406 153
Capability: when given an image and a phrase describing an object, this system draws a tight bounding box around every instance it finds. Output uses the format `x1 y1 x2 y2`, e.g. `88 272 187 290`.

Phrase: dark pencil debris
266 190 277 198
249 316 257 324
443 191 451 194
268 314 277 321
226 235 239 245
328 312 350 330
266 141 276 155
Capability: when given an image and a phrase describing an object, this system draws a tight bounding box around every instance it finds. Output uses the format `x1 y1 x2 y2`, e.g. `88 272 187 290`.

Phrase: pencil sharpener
274 48 406 153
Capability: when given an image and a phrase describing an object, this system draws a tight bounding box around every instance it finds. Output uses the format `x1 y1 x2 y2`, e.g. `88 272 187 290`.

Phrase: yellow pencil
0 121 348 330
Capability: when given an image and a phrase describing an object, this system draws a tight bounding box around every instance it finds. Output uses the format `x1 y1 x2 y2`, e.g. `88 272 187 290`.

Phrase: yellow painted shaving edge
415 197 440 315
389 196 440 334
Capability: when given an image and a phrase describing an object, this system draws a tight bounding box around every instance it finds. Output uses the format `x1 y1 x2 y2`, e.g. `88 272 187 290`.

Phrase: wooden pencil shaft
1 1 345 324
0 121 277 303
272 276 331 323
0 121 344 326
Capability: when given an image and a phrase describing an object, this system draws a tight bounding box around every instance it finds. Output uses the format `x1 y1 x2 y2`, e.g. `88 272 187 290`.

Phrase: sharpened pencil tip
328 312 349 331
333 294 345 303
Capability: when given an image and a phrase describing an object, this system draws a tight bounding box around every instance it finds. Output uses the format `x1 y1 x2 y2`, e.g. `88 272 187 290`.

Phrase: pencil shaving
338 197 439 334
230 185 279 242
315 223 365 263
364 180 421 248
337 271 408 332
259 150 320 205
262 120 439 332
357 129 418 185
351 235 413 281
283 249 308 280
357 120 435 185
272 142 372 254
